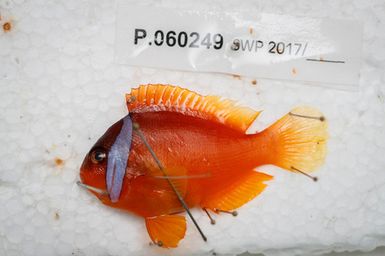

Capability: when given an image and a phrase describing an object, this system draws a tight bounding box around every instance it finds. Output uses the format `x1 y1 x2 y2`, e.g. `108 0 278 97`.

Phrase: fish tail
264 106 328 173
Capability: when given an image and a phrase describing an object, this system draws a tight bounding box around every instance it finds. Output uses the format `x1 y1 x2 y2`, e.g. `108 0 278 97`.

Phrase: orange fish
79 84 327 248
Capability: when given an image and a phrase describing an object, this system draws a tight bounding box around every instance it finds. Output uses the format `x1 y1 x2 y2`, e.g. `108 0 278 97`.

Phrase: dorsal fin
126 84 261 133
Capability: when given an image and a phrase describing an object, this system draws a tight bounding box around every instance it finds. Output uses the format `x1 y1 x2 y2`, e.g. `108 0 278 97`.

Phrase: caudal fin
266 106 328 174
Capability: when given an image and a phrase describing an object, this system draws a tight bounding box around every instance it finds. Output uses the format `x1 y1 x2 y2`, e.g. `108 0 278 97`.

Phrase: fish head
80 115 133 203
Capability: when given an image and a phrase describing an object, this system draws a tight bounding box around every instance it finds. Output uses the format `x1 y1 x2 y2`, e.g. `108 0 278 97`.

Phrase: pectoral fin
145 166 188 197
145 214 186 248
143 166 187 210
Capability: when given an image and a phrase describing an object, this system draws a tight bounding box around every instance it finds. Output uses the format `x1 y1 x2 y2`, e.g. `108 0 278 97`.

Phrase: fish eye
90 148 107 164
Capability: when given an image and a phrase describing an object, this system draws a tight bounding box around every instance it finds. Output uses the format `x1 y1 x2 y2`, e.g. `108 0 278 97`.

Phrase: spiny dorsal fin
126 84 261 133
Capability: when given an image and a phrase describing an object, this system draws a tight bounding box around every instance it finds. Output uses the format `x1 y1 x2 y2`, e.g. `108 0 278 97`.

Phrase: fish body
107 111 270 217
80 84 327 247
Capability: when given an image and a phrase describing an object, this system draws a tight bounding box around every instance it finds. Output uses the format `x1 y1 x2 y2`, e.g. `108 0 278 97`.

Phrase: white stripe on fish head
106 114 133 203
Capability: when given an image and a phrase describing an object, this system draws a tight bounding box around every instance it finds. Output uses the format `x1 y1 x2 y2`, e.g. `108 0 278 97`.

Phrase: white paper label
115 3 362 89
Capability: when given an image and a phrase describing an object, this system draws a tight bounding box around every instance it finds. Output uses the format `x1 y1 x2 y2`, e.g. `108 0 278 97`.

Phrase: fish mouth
78 114 133 203
76 181 108 196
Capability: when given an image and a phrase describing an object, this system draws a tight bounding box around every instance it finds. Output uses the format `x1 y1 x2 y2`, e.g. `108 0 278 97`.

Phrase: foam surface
1 0 385 255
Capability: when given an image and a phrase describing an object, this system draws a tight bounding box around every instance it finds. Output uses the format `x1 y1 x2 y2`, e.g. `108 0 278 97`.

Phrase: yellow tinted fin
144 166 188 196
145 215 186 248
201 171 272 211
133 166 189 215
147 165 211 180
265 106 328 173
133 175 186 215
126 84 261 133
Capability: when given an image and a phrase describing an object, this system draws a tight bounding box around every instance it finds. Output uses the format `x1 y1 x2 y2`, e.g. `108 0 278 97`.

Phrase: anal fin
201 171 272 211
145 215 186 248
